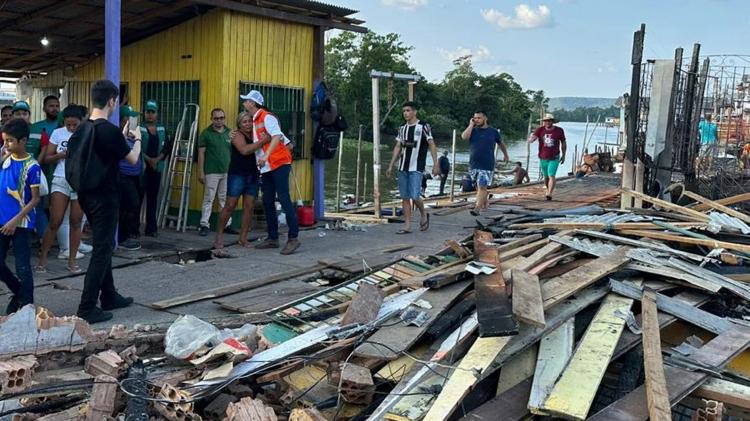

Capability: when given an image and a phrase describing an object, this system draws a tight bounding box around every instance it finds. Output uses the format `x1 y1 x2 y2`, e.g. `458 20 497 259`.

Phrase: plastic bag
164 315 222 360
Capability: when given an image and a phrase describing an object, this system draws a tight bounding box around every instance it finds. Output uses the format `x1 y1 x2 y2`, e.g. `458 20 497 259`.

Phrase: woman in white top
37 105 87 273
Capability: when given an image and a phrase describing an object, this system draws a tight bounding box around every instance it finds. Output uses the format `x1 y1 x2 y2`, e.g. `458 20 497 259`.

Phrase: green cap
12 100 30 112
119 105 140 117
145 100 158 112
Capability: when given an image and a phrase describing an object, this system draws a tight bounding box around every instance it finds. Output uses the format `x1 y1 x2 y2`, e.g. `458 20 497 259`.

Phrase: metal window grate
141 81 200 135
239 82 306 159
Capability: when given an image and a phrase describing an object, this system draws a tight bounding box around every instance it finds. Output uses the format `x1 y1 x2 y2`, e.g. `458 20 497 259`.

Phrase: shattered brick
0 355 37 395
84 350 126 378
339 363 374 405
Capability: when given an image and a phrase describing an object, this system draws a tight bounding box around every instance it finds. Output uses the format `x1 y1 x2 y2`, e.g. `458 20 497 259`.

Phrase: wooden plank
374 344 429 383
474 230 518 337
589 326 750 421
498 238 549 261
340 283 384 327
150 264 327 309
541 250 630 310
528 318 574 415
640 289 671 421
496 344 538 396
463 378 532 421
577 229 712 263
443 239 470 259
510 221 707 230
399 257 471 289
542 293 636 420
682 190 750 225
622 188 711 221
693 192 750 212
693 378 750 410
514 241 566 272
422 265 470 289
618 229 750 254
510 269 545 327
352 280 473 360
610 280 733 334
494 234 543 253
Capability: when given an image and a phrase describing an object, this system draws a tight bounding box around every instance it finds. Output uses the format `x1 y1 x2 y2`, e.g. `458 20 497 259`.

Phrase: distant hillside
548 97 617 111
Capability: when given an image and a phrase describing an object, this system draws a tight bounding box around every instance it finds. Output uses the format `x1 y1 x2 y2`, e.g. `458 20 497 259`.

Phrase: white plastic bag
164 315 221 360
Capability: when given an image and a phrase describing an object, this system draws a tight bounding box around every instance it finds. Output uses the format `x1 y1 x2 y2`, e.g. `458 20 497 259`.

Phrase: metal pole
105 0 121 125
335 131 344 212
355 125 363 204
372 77 382 218
449 129 457 202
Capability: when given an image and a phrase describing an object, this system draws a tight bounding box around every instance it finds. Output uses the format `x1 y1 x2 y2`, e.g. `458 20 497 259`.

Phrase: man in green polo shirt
30 95 61 159
197 108 233 236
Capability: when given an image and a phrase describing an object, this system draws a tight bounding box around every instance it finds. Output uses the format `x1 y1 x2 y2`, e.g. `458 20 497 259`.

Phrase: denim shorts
470 168 494 187
398 171 422 200
227 174 259 198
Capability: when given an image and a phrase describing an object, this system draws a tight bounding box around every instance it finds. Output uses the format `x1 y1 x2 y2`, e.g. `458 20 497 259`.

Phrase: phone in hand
129 116 139 132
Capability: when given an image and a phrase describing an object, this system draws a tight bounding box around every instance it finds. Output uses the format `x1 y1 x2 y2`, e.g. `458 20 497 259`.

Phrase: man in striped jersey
386 102 439 234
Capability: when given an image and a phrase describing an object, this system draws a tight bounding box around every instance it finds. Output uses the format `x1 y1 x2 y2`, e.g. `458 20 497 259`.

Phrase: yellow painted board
422 336 512 421
375 344 429 383
496 344 538 396
541 294 635 420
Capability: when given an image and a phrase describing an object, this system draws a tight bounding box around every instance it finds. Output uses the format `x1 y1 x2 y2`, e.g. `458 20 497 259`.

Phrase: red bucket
296 205 315 227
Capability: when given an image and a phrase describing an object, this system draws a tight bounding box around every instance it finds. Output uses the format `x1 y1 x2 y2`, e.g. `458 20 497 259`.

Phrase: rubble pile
3 189 750 420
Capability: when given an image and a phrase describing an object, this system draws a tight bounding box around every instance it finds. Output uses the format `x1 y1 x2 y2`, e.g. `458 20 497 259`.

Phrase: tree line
551 105 620 123
324 31 548 141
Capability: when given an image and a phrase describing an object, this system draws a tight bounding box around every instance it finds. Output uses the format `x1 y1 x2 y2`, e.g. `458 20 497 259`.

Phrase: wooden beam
622 188 711 221
682 190 750 225
589 326 750 421
463 378 532 421
191 0 367 32
495 344 538 396
541 249 630 309
541 293 637 420
617 229 750 254
510 221 707 230
528 318 574 415
498 238 549 261
693 378 750 410
576 229 711 263
0 0 87 36
474 230 518 337
510 270 545 327
693 192 750 212
640 289 671 421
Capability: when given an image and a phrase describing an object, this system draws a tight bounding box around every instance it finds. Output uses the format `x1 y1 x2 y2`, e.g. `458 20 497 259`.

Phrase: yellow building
3 0 365 226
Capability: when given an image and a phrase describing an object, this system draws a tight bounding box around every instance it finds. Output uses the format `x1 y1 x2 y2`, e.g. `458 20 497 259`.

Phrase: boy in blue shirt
0 118 41 314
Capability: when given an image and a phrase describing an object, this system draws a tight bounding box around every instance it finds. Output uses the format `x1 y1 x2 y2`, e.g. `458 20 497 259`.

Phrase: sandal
34 265 47 273
67 264 82 274
420 214 431 231
396 229 412 235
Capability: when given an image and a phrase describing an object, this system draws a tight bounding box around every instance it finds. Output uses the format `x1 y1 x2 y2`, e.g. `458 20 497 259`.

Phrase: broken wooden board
422 265 470 289
474 230 518 337
353 280 473 360
618 229 750 254
528 318 574 415
513 241 566 272
340 283 384 327
641 289 672 421
384 366 451 421
399 257 471 289
374 343 429 383
496 344 538 396
150 263 327 309
589 326 750 421
510 221 708 230
542 293 636 420
541 249 630 309
498 238 549 261
682 190 750 225
693 191 750 212
693 378 750 410
463 378 533 421
576 229 712 263
622 188 711 221
510 269 545 327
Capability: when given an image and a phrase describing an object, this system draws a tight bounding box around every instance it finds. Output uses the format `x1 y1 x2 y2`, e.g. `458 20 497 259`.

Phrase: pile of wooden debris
3 189 750 420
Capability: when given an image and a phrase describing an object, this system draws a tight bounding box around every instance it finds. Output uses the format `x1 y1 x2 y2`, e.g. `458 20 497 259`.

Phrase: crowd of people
0 80 300 323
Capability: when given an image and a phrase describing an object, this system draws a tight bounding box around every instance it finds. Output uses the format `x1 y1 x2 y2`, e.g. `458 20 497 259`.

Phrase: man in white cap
528 113 566 200
239 90 300 255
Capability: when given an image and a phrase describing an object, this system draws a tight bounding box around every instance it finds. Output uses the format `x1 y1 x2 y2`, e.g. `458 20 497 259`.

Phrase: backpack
312 126 340 160
65 120 108 193
311 81 339 126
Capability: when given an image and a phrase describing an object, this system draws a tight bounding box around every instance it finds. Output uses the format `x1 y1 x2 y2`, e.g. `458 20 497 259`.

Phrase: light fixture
40 36 49 47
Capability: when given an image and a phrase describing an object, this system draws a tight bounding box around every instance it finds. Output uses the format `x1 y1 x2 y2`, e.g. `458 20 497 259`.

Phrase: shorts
50 175 77 200
540 157 560 178
398 171 422 200
700 143 718 156
227 174 259 198
470 168 494 187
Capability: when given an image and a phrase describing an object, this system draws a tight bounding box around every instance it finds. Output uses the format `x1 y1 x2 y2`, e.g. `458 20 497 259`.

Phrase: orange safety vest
253 109 292 171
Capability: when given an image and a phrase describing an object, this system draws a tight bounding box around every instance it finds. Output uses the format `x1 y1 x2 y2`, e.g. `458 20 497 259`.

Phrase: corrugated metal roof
268 0 359 17
709 212 750 234
544 212 648 224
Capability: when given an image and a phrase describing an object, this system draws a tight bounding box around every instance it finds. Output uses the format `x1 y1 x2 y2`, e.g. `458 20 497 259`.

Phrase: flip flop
67 264 82 274
420 214 431 231
34 265 47 273
396 229 412 234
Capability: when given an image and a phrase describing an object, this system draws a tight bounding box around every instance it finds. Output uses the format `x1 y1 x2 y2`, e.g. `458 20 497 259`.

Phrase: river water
324 121 620 208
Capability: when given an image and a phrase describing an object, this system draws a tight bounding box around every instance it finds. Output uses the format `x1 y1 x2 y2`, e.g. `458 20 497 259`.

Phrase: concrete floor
0 209 477 329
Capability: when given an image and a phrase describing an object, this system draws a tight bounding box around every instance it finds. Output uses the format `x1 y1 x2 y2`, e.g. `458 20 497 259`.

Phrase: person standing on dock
461 111 509 215
386 102 439 234
697 113 718 170
528 113 566 201
197 108 233 237
438 150 450 195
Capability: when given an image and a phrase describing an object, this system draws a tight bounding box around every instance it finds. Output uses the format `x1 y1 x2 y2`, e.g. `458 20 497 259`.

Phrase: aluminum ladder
157 103 199 232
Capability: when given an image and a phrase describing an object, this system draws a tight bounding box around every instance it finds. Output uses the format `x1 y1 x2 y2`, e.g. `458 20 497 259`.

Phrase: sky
336 0 750 98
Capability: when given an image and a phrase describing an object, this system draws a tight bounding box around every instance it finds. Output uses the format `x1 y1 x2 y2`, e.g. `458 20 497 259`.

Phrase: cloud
481 4 554 30
597 62 617 73
438 45 492 62
381 0 427 10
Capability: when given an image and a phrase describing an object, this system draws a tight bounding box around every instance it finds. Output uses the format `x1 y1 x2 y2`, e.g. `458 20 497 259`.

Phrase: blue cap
12 101 30 112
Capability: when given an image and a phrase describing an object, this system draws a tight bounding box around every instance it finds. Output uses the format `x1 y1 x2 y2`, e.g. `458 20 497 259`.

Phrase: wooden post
355 125 363 204
573 144 578 174
525 113 532 175
621 159 635 209
372 77 381 218
634 158 645 208
449 129 457 202
335 131 344 212
363 161 368 203
408 81 416 101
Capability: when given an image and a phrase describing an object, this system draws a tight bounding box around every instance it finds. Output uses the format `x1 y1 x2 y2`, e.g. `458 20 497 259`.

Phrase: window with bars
141 81 200 135
238 82 306 159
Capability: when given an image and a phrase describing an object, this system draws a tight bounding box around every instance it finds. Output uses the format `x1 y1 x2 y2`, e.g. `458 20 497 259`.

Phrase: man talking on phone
461 111 509 216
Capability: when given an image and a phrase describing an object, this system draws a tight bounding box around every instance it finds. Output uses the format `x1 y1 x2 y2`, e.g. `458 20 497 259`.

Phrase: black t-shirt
90 119 131 195
228 132 259 177
146 131 159 157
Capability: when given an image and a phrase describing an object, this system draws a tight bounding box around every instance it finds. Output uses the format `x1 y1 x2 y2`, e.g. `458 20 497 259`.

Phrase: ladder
157 103 199 232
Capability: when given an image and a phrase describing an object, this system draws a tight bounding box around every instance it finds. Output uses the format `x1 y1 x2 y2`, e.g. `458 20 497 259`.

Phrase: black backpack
312 125 340 160
65 120 108 193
